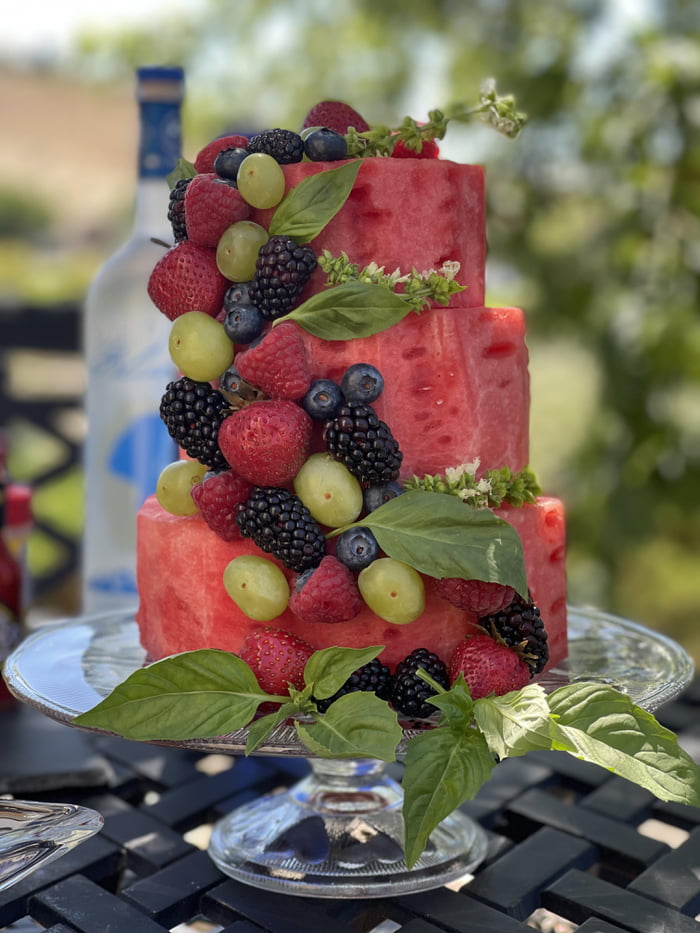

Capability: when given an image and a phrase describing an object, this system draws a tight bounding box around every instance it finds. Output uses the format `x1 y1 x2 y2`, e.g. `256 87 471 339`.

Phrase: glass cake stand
2 607 694 898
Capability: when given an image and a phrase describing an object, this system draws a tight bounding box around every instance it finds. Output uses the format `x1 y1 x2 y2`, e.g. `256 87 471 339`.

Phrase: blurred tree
72 0 700 645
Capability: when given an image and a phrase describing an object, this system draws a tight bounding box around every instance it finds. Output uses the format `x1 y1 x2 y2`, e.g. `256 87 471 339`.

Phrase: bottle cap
136 65 185 103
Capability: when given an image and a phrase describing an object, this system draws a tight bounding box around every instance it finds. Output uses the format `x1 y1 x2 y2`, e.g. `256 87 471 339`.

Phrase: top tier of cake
246 158 529 477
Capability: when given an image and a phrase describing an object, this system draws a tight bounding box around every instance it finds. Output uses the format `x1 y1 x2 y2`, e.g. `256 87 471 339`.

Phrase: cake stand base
208 757 487 897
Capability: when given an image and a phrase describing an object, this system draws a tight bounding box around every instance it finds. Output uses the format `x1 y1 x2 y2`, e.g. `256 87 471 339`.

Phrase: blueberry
213 146 249 182
335 527 379 571
303 127 348 162
223 302 265 344
223 282 253 310
363 481 405 512
302 379 344 420
341 363 384 403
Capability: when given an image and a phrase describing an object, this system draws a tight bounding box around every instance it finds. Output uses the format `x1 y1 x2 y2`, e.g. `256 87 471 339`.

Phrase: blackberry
167 177 190 242
389 648 449 720
249 235 317 321
480 593 549 674
324 401 402 486
160 377 230 470
247 128 304 164
235 486 325 572
315 659 392 713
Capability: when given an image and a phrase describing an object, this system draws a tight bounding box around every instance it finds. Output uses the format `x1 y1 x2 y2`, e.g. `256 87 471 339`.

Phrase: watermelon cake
135 99 568 705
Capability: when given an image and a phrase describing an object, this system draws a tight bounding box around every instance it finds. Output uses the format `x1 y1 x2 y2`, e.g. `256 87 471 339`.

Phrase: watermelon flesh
136 495 566 670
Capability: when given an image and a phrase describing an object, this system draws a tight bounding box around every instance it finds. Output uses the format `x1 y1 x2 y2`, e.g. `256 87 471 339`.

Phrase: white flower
439 260 461 281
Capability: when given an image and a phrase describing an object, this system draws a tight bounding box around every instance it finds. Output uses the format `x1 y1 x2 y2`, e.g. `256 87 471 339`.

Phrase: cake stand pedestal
2 607 694 898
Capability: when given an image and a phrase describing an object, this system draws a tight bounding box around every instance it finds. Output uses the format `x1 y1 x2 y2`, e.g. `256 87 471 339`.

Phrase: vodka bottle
82 66 183 613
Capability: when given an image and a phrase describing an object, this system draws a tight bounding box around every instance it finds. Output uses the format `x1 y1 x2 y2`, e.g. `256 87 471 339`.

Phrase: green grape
237 153 286 209
156 459 207 516
358 558 425 625
223 554 290 621
293 452 363 527
168 311 234 382
216 220 269 282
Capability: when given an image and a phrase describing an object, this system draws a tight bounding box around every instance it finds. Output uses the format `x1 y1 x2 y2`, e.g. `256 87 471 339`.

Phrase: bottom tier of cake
135 494 567 672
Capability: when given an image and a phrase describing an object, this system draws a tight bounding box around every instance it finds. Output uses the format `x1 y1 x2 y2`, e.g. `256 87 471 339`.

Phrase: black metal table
2 681 700 933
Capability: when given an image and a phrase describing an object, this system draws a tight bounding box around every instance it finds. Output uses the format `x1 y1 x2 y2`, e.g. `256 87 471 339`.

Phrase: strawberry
217 398 312 486
190 469 253 541
148 241 229 321
289 556 362 624
449 634 530 700
184 173 251 248
235 322 311 400
301 101 370 134
391 137 440 159
239 626 314 695
435 579 515 616
193 134 249 174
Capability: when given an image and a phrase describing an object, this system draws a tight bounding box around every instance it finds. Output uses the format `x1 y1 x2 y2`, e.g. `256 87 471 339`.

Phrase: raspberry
190 469 253 541
249 235 317 321
193 134 250 174
236 486 326 573
217 398 312 486
235 322 311 400
301 101 370 134
315 658 392 713
435 579 515 616
391 137 440 159
324 401 402 486
289 556 362 624
148 241 229 321
167 177 190 242
389 648 450 720
480 593 549 675
449 634 530 699
183 173 251 248
247 128 304 164
159 378 230 470
239 626 314 696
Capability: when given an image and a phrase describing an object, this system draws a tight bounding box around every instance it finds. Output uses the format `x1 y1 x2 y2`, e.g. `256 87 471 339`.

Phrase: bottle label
138 100 182 179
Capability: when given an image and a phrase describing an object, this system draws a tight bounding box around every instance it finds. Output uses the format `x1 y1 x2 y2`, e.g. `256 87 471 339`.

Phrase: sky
0 0 200 58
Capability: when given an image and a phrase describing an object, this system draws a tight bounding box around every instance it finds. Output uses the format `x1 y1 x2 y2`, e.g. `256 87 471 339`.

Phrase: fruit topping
235 486 326 573
334 526 379 571
357 557 424 625
217 398 312 486
247 128 304 164
222 301 265 346
293 452 363 527
479 592 549 675
324 401 402 486
302 379 344 421
340 363 384 404
363 481 405 512
218 365 264 407
303 127 348 162
238 626 314 695
193 133 250 174
301 100 370 135
190 469 253 541
216 220 269 282
435 578 516 616
167 177 190 242
314 658 392 713
183 173 251 248
288 555 362 625
391 137 440 159
249 235 317 321
236 152 286 209
448 633 530 699
155 459 207 516
159 377 230 470
213 146 249 182
235 321 311 400
148 241 229 321
168 311 234 383
223 555 290 621
389 647 449 720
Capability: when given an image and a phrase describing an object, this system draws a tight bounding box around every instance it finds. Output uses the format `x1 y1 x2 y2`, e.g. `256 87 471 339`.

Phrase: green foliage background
8 0 700 653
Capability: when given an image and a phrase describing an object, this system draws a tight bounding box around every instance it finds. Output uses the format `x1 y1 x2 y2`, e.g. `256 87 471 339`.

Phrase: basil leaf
425 674 474 723
548 682 700 806
166 157 197 188
73 649 268 741
246 703 299 755
402 725 495 868
269 160 362 243
278 280 413 340
335 490 528 596
295 692 401 760
304 645 384 700
474 684 552 760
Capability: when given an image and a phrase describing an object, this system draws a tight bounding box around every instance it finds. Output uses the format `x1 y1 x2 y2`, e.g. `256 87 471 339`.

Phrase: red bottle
0 445 22 709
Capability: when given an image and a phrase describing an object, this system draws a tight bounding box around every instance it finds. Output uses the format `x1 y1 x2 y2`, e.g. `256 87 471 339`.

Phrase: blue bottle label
138 100 182 178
